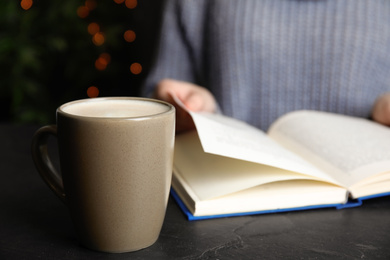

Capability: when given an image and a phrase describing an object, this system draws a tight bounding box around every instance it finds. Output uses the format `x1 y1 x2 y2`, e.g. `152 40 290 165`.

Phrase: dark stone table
1 124 389 259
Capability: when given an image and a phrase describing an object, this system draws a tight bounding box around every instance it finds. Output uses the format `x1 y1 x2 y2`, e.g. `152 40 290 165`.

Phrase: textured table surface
1 124 390 260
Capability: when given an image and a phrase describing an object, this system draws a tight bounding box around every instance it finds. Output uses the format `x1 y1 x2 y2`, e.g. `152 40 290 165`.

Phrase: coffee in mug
31 97 175 253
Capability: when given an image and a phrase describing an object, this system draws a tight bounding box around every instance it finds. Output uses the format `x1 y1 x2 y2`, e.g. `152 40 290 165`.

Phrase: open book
171 104 390 220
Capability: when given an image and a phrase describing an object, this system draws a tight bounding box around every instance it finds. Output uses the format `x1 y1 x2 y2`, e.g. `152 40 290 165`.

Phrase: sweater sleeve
141 0 204 97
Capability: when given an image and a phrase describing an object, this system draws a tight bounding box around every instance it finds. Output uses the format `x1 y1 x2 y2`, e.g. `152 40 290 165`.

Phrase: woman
142 0 390 132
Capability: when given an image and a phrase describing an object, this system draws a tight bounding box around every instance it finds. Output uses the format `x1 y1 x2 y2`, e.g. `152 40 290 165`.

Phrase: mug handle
31 125 66 204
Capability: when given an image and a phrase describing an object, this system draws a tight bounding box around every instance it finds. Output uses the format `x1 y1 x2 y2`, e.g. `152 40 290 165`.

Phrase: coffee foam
61 99 170 118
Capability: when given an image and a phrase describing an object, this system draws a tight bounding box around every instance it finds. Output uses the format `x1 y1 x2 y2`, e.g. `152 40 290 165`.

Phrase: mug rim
57 97 175 120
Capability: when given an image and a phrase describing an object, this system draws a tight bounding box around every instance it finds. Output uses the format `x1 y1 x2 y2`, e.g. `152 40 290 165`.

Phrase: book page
193 180 348 216
188 111 338 184
174 131 329 201
169 94 340 184
268 110 390 187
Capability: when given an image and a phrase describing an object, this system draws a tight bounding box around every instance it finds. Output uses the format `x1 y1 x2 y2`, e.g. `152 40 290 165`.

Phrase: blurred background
0 0 164 124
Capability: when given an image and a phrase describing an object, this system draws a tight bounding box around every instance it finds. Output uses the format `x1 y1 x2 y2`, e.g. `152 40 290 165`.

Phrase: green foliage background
0 0 162 124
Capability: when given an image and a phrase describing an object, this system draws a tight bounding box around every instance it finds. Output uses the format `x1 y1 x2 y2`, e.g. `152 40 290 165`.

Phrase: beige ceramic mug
31 97 175 253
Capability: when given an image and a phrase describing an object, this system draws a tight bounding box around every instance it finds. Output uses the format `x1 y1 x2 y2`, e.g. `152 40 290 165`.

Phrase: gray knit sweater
142 0 390 131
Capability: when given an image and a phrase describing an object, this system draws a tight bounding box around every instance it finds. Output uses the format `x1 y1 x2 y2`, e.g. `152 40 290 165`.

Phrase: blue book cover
171 189 390 221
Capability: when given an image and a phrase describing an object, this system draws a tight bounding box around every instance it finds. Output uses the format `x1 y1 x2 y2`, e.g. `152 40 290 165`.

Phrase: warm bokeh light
125 0 137 9
92 32 105 46
94 53 111 71
79 0 143 96
124 30 136 42
85 0 97 10
87 86 100 98
20 0 33 10
130 62 142 75
100 53 111 63
95 57 107 71
88 22 100 35
77 6 89 18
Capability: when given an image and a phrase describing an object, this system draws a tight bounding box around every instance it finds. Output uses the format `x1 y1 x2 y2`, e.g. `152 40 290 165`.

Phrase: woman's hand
372 93 390 126
154 79 218 132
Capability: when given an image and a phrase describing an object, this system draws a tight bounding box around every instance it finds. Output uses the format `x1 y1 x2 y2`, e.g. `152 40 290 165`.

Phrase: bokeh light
124 30 136 42
87 86 100 98
92 32 105 46
85 0 97 10
94 53 111 71
130 62 142 75
20 0 33 10
77 6 89 18
95 58 107 71
100 53 111 63
125 0 137 9
113 0 125 4
88 22 100 35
